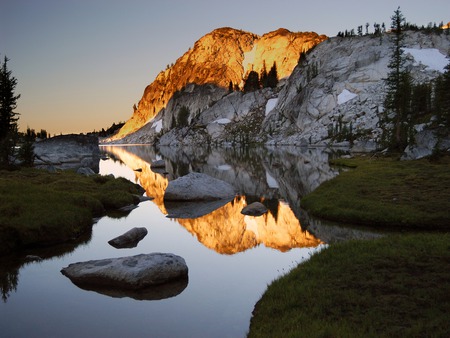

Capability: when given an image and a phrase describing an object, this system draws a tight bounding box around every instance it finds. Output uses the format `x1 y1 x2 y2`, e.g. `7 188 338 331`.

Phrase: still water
0 145 380 338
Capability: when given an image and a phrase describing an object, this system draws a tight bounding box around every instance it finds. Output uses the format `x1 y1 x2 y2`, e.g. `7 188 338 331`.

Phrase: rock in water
164 172 236 201
108 227 148 249
61 253 188 289
241 202 268 216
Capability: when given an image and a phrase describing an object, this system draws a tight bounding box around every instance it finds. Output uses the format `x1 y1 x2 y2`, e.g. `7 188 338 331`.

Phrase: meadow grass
248 233 450 337
0 168 143 254
249 156 450 337
301 156 450 229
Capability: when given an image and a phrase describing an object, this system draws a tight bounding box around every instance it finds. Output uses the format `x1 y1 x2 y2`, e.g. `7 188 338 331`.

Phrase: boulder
61 253 188 289
150 159 165 168
241 202 268 216
77 167 96 176
108 227 148 248
34 134 100 172
164 172 236 201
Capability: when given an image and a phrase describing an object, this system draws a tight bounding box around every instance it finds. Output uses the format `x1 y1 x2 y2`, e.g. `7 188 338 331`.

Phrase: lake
0 145 381 338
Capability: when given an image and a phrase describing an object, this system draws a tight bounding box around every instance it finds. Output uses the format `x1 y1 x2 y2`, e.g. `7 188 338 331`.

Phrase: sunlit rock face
111 27 326 140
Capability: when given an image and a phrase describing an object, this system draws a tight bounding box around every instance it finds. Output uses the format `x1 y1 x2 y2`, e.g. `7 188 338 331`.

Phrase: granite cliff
110 27 326 140
108 29 450 158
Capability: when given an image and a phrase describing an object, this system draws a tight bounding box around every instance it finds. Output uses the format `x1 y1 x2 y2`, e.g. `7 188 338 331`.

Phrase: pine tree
243 71 260 93
260 61 268 88
18 127 35 167
0 56 21 165
383 7 411 151
266 62 279 88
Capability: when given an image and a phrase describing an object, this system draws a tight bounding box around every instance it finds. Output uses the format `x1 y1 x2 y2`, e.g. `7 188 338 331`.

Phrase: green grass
0 168 144 254
248 233 450 337
301 156 450 229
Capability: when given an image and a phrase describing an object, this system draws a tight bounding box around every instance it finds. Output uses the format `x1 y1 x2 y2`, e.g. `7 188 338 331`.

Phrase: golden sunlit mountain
112 27 327 140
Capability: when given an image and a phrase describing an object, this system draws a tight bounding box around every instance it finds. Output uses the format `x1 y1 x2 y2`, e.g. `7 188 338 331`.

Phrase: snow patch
216 164 232 171
403 48 448 73
214 118 231 124
337 89 358 105
266 171 279 188
265 98 278 116
152 120 163 133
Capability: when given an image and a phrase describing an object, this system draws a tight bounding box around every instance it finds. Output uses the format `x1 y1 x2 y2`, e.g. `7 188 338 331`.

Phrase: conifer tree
383 7 412 151
260 61 268 88
266 62 279 88
0 56 21 165
243 71 260 93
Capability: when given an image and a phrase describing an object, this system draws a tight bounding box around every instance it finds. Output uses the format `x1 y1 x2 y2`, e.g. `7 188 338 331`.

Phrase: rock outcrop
61 253 188 289
106 30 450 159
34 134 100 172
110 27 326 141
263 31 450 152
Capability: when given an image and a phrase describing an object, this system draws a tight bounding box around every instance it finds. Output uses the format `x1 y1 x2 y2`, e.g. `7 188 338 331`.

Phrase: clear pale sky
1 0 449 135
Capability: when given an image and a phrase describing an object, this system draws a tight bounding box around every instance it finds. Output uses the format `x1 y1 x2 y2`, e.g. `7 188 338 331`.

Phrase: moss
301 156 450 230
248 233 450 337
0 168 144 254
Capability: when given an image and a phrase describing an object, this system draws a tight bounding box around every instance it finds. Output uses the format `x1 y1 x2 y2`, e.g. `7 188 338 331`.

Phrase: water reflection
101 145 340 254
65 275 188 301
0 231 92 302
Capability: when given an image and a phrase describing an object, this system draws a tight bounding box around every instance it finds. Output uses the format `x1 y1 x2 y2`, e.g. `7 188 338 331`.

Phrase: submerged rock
61 253 188 289
241 202 268 216
164 172 236 201
108 227 148 249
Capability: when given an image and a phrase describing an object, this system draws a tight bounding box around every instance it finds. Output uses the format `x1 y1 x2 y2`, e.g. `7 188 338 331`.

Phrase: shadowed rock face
61 253 188 289
34 134 100 172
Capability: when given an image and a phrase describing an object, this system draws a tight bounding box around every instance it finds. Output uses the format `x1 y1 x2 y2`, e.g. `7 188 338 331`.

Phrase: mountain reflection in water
101 145 337 254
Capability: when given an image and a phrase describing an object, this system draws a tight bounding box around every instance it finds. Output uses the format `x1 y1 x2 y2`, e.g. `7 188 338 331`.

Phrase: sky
1 0 449 135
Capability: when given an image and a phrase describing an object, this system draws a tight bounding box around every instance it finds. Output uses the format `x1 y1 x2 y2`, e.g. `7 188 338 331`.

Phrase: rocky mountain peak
112 27 326 140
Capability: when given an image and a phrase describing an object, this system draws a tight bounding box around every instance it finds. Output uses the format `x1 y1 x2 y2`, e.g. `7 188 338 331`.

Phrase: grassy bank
249 156 450 336
248 233 450 337
0 168 144 255
301 156 450 229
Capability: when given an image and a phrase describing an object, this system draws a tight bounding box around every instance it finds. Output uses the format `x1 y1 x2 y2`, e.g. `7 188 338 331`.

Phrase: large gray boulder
164 172 236 201
108 227 148 249
61 253 188 289
34 134 100 172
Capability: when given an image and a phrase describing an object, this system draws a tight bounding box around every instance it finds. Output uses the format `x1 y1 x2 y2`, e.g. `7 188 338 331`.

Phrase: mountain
111 27 327 139
108 29 450 159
